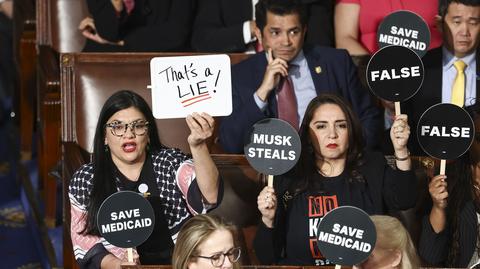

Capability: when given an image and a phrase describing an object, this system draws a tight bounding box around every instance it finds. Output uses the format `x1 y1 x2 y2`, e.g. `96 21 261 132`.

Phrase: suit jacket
419 200 478 267
191 0 334 53
191 0 252 52
84 0 194 52
404 47 480 155
219 45 382 153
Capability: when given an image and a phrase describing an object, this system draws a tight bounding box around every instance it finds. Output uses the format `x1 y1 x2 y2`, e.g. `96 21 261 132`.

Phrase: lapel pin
315 66 322 74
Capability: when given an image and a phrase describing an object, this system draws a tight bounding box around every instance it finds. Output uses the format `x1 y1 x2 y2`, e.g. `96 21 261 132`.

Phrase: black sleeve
77 243 110 269
86 0 124 42
187 175 224 213
191 0 248 52
382 156 418 210
253 176 288 264
418 215 449 266
123 0 194 51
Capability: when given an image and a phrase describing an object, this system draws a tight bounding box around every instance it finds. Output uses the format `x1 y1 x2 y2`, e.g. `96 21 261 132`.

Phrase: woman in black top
254 94 417 266
69 90 221 268
419 110 480 267
79 0 194 52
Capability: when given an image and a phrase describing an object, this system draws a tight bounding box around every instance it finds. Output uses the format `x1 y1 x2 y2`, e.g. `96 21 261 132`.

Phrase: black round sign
366 45 424 102
244 118 301 175
377 10 431 57
417 103 474 160
97 191 155 248
316 206 376 266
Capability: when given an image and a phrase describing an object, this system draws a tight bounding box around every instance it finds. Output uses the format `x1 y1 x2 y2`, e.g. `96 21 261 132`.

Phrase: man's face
257 11 306 62
442 3 480 58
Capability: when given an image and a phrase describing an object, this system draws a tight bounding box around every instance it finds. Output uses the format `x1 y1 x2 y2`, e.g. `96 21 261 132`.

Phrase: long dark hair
444 153 475 266
444 106 480 265
288 93 365 198
81 90 163 235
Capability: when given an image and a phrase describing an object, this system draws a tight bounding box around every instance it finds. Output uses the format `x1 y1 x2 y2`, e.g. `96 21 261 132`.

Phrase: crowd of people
27 0 479 268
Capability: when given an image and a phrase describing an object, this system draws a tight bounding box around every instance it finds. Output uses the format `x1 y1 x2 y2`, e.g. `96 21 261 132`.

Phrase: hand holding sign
186 112 214 148
390 114 410 152
429 174 449 210
150 55 232 119
257 186 277 228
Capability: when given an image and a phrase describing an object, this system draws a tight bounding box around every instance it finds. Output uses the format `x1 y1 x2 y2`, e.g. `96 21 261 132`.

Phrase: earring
105 145 109 152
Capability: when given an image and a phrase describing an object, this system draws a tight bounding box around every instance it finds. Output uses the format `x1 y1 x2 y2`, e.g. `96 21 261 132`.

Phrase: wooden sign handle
440 159 446 175
394 101 401 116
267 174 273 187
335 264 341 269
127 247 133 263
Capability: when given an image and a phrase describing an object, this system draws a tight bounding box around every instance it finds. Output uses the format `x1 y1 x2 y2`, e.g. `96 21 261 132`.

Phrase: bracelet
394 150 410 161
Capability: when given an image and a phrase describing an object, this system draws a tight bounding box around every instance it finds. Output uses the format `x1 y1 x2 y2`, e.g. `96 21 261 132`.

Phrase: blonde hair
172 214 240 269
370 215 420 269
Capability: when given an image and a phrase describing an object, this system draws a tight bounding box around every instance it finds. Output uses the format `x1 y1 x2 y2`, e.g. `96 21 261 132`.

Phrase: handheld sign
316 206 376 268
417 103 474 174
244 118 301 186
366 45 424 114
377 10 431 58
150 55 232 119
97 191 155 262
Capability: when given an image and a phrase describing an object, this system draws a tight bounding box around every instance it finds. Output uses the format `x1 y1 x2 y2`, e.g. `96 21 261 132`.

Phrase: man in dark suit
191 0 335 53
219 0 382 153
404 0 480 155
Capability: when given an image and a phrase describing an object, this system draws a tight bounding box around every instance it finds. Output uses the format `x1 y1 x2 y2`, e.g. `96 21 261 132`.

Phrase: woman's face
189 229 236 269
354 247 401 269
308 103 349 163
104 107 149 167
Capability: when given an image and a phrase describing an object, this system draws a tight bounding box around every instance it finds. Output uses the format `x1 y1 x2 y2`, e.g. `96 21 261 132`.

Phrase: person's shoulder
151 148 189 165
71 163 94 182
422 47 442 65
69 162 94 192
305 45 350 60
232 53 265 73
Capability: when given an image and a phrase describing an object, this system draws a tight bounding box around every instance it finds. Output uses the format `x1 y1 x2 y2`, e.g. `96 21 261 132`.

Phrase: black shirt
114 155 174 265
282 171 374 265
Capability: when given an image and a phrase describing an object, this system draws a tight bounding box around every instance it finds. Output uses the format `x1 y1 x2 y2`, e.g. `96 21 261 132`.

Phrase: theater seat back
37 0 88 52
61 52 251 153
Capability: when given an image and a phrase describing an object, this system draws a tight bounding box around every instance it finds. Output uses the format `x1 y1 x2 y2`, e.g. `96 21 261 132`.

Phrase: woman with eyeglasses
172 214 241 269
420 110 480 268
69 90 221 269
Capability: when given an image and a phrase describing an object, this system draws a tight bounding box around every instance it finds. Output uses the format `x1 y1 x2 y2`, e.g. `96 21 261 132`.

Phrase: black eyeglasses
105 120 149 137
193 247 241 267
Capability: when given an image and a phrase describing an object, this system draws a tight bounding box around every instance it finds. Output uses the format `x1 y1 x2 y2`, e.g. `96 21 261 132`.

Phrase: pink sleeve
69 195 130 261
176 159 201 214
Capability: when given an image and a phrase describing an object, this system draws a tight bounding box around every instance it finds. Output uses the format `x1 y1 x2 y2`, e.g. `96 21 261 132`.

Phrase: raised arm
186 112 219 204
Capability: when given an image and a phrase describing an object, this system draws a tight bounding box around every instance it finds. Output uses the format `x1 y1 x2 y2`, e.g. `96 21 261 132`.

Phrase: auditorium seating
36 0 89 227
60 52 253 269
13 0 36 156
